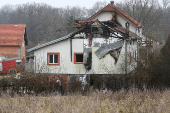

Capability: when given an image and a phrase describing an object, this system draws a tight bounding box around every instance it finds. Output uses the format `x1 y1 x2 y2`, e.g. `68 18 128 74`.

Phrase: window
74 53 83 64
47 52 60 65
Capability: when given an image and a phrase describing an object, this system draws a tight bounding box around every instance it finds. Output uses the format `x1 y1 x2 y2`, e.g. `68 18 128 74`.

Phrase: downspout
88 24 92 47
125 22 130 75
34 55 36 79
19 46 21 59
70 38 72 62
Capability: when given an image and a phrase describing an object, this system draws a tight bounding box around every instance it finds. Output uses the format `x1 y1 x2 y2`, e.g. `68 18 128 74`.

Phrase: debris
83 48 92 70
94 40 123 64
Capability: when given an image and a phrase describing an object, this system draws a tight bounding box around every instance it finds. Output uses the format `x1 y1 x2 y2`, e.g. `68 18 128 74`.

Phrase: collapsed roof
75 20 140 39
27 19 140 52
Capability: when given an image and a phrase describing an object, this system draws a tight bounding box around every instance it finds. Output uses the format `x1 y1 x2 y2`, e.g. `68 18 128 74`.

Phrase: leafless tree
0 0 167 47
87 1 107 17
162 0 170 9
117 0 163 41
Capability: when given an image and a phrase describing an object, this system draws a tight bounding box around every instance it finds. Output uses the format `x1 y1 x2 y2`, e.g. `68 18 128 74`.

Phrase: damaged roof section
27 19 133 52
95 40 123 59
75 20 140 39
28 17 139 53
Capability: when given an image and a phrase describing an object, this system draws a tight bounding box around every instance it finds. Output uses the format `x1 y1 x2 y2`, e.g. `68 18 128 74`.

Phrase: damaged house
27 1 144 90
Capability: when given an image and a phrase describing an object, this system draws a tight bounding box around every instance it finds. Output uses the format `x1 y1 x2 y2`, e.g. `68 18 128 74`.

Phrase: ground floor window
47 52 60 65
74 53 83 64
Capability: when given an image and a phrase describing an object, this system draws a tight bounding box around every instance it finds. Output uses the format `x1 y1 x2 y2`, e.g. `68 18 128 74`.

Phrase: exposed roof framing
27 20 139 52
76 20 140 39
96 20 139 39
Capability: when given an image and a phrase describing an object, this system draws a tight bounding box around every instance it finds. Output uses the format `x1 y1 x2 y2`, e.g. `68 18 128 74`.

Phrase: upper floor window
47 52 60 65
74 53 83 64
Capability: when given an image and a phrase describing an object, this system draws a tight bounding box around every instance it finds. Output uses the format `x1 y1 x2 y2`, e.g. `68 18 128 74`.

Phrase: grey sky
0 0 163 8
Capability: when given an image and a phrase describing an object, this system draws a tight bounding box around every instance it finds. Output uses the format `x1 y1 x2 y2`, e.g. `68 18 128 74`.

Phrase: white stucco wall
91 46 125 74
92 12 113 21
34 38 138 75
91 40 137 74
34 39 86 74
116 14 137 33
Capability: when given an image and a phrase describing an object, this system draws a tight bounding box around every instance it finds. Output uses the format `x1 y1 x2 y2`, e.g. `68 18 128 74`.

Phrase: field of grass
0 90 170 113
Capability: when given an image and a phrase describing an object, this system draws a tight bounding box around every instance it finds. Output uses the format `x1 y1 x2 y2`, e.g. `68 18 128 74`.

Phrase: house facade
27 1 143 75
0 24 28 60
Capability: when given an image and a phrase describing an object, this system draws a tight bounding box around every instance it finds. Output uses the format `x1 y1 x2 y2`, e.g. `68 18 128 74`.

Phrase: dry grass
0 90 170 113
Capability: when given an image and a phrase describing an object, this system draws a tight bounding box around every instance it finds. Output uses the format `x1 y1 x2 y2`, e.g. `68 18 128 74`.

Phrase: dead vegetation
0 89 170 113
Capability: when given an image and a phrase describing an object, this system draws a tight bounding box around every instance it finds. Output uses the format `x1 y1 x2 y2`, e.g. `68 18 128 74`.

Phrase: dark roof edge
27 33 72 52
27 27 85 53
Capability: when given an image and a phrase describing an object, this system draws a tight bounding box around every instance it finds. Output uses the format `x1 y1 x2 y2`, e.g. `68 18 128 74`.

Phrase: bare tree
87 1 107 17
162 0 170 9
0 5 14 24
117 0 163 40
0 0 166 47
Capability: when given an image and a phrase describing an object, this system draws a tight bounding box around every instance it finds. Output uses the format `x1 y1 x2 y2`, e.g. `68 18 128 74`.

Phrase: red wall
0 44 25 58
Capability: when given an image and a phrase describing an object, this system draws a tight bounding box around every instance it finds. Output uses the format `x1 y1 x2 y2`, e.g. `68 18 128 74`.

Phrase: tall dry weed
0 90 170 113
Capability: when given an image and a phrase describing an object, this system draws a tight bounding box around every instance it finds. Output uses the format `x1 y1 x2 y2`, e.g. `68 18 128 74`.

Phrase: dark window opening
75 54 83 62
130 41 132 45
49 55 53 63
49 54 58 64
54 54 58 63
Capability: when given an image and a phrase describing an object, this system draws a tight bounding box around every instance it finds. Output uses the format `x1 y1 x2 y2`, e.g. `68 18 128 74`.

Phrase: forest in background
0 0 169 49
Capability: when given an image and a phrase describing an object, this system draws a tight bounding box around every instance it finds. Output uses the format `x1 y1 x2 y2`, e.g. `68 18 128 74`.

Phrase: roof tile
0 24 26 46
87 4 143 27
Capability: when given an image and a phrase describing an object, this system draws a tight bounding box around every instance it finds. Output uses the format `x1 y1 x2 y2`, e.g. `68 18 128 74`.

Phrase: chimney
110 1 114 6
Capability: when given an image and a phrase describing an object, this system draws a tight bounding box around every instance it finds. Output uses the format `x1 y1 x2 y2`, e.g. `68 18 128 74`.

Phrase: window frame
47 52 60 66
74 52 83 64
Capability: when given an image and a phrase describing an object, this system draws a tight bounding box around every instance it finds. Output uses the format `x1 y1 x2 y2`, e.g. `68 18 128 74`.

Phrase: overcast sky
0 0 163 8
